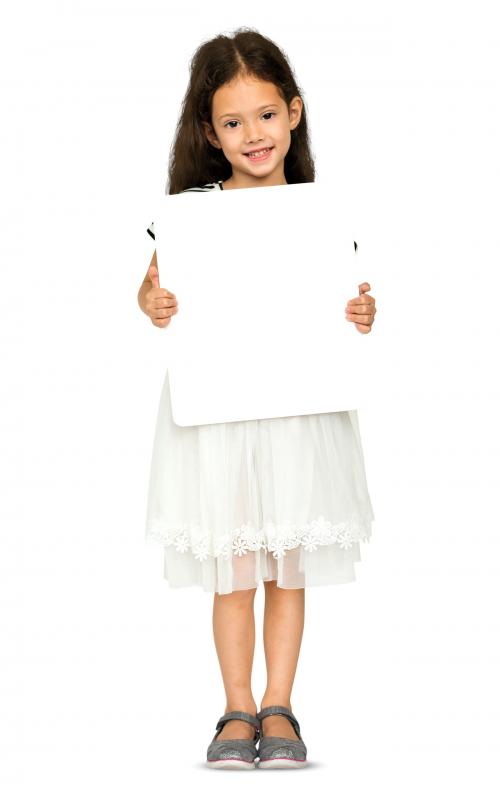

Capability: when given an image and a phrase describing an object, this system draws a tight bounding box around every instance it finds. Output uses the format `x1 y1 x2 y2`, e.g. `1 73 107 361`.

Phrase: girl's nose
245 126 264 142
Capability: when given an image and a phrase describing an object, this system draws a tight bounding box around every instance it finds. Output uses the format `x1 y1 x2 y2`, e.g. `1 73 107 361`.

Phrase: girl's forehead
213 76 282 110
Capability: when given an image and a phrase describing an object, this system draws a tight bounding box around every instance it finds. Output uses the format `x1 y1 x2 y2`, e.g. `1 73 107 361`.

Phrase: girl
138 28 377 770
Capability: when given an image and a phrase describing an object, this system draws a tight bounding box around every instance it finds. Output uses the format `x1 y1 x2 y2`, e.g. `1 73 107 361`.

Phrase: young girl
138 28 377 771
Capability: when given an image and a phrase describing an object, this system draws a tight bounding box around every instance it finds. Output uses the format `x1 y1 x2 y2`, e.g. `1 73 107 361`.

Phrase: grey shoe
206 710 260 770
256 705 308 769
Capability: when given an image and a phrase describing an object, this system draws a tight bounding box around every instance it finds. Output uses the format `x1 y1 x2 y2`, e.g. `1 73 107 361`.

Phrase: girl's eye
224 112 275 129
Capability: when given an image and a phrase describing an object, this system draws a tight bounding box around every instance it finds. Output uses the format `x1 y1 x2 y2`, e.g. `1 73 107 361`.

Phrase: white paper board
153 181 370 426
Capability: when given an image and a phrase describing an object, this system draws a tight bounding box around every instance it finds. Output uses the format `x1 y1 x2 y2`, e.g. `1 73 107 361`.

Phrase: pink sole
258 758 307 769
207 759 256 770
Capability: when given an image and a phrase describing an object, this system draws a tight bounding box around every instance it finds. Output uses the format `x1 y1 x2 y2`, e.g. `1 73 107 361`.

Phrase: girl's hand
345 283 376 334
144 264 179 328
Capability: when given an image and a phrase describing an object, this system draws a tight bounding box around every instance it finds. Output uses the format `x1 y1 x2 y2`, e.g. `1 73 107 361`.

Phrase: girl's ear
289 96 303 131
202 121 221 149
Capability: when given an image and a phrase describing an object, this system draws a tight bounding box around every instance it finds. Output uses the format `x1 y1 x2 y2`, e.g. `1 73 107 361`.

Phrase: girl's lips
243 146 274 162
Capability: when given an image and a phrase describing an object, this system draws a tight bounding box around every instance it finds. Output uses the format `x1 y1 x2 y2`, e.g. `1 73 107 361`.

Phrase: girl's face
203 74 302 189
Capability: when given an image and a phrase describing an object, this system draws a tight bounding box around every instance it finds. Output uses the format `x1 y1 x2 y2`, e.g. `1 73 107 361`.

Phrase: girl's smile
243 146 275 162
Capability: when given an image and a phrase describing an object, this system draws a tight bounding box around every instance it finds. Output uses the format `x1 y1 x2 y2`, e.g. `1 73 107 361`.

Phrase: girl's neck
222 174 288 190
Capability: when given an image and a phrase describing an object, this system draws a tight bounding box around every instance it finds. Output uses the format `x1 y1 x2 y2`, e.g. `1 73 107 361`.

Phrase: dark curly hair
165 27 315 194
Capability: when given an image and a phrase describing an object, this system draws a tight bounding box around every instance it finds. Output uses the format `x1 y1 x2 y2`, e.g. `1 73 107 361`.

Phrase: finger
347 294 374 306
148 265 160 289
346 300 375 314
153 295 178 308
346 312 372 323
151 315 174 327
346 303 371 315
154 306 178 319
150 286 177 299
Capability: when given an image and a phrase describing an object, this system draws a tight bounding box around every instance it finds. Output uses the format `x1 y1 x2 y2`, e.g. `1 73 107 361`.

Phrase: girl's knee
215 586 257 602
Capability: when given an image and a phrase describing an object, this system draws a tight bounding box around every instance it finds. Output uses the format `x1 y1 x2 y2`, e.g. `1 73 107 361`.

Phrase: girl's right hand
144 264 179 328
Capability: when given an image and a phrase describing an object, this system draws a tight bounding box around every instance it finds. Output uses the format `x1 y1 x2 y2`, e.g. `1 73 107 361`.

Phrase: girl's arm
137 250 157 314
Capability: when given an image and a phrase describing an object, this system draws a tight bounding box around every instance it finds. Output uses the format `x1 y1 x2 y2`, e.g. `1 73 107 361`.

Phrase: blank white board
153 181 370 426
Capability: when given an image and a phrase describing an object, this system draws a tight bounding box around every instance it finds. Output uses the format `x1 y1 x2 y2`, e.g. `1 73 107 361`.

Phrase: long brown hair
165 27 316 194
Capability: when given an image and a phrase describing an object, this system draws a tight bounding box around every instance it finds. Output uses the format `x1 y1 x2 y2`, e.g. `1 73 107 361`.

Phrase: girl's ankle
259 699 292 710
225 702 257 715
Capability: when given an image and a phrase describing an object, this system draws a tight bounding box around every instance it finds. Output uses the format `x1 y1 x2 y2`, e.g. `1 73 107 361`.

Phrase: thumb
148 264 160 289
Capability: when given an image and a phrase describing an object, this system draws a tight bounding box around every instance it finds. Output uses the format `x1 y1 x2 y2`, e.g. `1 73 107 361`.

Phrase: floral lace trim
146 515 372 562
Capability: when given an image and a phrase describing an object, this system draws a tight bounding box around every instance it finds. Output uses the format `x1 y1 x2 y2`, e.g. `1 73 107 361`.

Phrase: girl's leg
212 586 259 740
259 579 305 740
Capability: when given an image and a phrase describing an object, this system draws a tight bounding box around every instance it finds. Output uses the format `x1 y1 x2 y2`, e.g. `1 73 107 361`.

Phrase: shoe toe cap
207 738 258 763
258 735 307 762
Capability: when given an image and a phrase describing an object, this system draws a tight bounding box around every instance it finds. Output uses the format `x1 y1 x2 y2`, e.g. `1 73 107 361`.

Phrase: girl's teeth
248 148 270 158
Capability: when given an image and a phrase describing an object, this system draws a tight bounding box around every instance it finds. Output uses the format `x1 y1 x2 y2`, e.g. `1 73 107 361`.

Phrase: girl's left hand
345 283 377 334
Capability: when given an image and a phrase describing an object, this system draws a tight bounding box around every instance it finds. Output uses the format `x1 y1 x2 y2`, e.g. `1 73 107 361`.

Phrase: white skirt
145 369 375 594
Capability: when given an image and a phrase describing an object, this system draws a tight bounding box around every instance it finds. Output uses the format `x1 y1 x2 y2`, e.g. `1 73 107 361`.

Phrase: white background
2 1 500 790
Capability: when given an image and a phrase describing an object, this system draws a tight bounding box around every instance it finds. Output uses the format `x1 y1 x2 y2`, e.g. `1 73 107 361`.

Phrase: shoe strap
256 705 302 739
215 710 260 738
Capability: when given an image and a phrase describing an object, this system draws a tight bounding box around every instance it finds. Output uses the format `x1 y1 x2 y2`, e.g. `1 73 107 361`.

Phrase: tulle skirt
145 369 375 594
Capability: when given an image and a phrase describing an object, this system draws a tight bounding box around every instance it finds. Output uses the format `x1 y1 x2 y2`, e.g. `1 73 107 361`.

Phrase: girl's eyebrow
218 104 279 120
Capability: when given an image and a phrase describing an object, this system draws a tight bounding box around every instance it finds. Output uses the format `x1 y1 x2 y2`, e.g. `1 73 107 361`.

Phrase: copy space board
153 181 369 426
